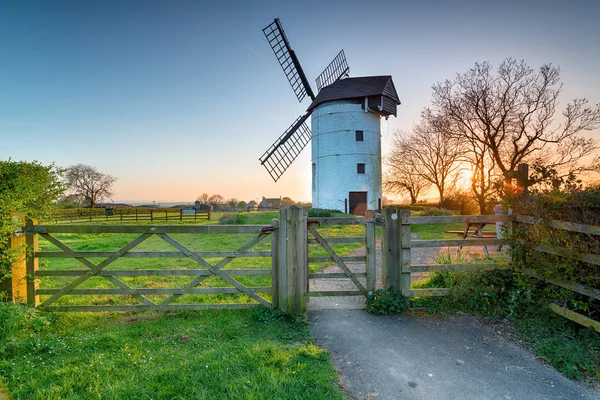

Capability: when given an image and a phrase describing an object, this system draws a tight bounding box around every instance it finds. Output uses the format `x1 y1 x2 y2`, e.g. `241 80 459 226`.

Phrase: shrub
365 288 408 315
307 208 333 218
219 213 248 225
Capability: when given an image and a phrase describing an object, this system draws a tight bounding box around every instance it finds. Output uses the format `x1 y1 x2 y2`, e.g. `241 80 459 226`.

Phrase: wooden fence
380 207 600 333
4 206 599 329
51 208 210 223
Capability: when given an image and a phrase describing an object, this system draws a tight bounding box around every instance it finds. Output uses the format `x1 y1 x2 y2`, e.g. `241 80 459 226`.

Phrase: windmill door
349 192 367 216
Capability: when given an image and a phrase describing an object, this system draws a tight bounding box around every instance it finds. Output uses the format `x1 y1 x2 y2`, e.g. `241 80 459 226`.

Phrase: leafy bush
219 213 248 225
307 208 333 218
365 288 408 315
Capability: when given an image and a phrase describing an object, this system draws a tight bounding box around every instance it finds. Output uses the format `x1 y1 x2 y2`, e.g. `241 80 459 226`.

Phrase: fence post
365 209 376 292
207 207 211 221
382 207 411 295
270 218 280 307
25 219 39 306
276 206 307 314
150 210 153 222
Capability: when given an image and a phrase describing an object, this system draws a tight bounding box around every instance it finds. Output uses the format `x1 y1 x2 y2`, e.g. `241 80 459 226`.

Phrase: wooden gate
307 211 377 300
24 223 276 312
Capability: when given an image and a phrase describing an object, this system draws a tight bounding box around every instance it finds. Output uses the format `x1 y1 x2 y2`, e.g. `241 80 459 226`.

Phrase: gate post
365 210 376 292
276 206 308 314
382 208 411 295
25 219 39 306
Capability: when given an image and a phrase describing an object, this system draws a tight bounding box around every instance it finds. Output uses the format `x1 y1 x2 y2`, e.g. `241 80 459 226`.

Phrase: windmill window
355 130 364 141
357 163 365 174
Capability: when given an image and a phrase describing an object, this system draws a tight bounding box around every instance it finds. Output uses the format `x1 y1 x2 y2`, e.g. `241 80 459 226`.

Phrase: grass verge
0 305 345 399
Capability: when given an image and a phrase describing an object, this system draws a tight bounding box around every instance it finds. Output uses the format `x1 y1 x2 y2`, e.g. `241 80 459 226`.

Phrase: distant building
247 200 258 211
259 197 281 210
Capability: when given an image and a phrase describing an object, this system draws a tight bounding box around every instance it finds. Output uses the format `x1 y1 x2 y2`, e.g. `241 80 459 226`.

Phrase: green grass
0 307 345 399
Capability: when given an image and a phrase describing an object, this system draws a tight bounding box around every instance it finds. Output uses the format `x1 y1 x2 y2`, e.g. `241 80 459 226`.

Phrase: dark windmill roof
307 75 400 112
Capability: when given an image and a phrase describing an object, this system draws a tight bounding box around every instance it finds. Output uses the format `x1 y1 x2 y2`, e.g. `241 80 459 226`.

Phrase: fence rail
381 208 599 333
50 208 210 223
24 222 274 312
4 207 599 329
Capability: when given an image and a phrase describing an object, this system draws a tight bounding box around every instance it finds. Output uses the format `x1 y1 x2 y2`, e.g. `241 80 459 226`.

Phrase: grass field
0 307 345 399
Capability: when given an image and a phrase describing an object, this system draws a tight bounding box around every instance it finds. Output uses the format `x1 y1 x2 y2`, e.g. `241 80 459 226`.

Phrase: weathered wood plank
549 303 600 333
308 290 364 297
308 256 366 263
42 303 261 312
405 263 504 273
309 273 367 279
516 216 600 236
158 233 271 307
407 238 510 248
159 232 270 306
308 237 365 244
523 269 600 300
37 287 272 295
25 220 39 306
382 208 401 292
408 288 452 297
36 251 272 258
308 217 370 225
400 209 411 296
39 233 153 307
365 210 377 292
36 269 272 277
33 225 271 234
403 215 515 225
308 226 367 295
532 245 600 266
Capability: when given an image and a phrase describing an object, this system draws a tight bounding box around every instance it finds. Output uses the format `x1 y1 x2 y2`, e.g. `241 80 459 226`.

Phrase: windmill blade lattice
315 50 350 92
263 19 315 102
259 113 312 182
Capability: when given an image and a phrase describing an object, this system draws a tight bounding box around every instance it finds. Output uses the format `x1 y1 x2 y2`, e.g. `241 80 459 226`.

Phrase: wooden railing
50 208 211 224
381 208 599 332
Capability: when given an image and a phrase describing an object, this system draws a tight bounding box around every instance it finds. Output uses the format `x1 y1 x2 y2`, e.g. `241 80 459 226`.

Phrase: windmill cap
307 75 401 115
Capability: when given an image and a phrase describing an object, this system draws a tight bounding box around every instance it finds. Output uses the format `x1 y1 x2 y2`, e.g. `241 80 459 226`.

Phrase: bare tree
429 59 600 185
384 148 431 204
391 118 465 203
196 193 209 204
208 194 224 205
64 164 116 208
227 198 238 208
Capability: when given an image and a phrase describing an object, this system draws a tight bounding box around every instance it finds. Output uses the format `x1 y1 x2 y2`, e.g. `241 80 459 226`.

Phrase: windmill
259 18 400 215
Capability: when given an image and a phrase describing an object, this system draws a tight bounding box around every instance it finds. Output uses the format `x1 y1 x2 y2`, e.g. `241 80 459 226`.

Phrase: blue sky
1 0 599 203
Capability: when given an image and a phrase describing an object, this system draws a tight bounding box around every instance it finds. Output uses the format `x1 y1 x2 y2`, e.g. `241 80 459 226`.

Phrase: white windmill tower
259 19 400 215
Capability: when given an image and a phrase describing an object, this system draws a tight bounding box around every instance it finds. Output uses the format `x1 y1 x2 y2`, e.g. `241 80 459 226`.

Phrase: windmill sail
259 113 312 182
263 18 315 102
315 50 350 92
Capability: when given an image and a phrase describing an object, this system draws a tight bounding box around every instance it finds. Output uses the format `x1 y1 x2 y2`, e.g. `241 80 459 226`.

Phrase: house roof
307 76 400 112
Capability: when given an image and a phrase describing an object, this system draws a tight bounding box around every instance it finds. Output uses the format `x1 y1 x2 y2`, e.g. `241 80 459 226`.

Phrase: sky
1 0 599 204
